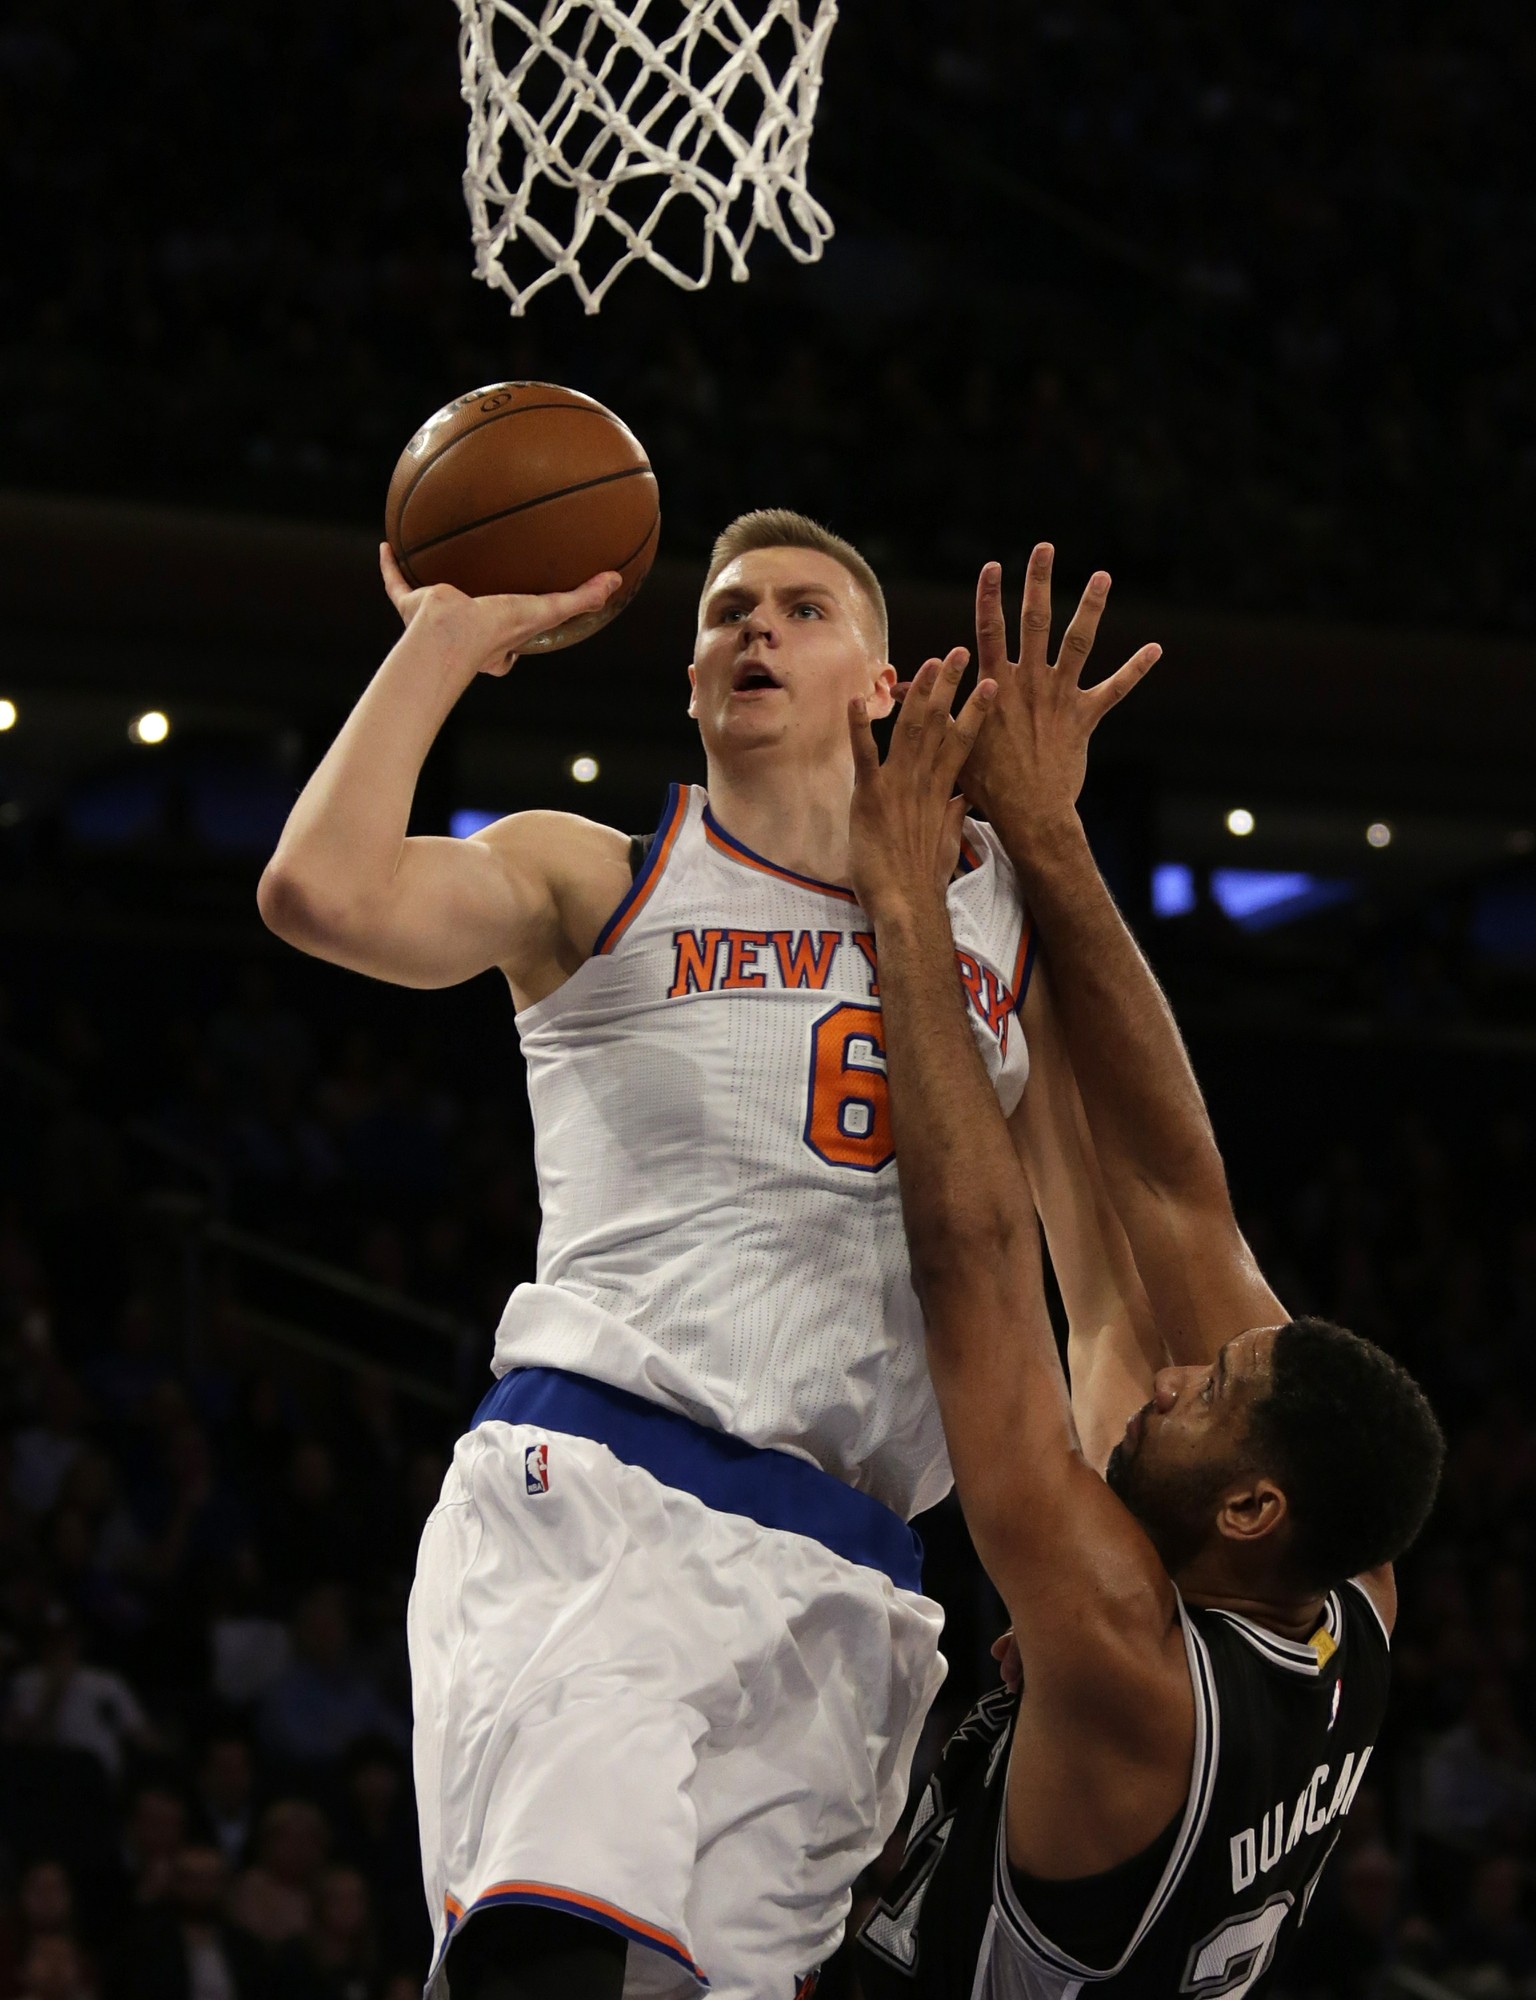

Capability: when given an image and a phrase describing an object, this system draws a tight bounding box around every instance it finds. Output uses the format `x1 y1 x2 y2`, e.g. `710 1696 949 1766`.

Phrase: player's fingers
1020 542 1055 668
943 677 997 777
974 562 1009 678
1056 571 1110 687
927 648 972 733
525 570 623 625
898 658 943 737
379 542 411 608
1088 643 1161 721
847 694 882 782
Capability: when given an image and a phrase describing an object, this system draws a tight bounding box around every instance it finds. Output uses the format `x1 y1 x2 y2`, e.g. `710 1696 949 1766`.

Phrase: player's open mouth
731 661 783 693
1126 1405 1148 1445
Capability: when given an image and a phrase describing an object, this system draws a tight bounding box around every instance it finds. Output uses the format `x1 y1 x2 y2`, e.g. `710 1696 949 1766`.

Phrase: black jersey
859 1581 1391 2000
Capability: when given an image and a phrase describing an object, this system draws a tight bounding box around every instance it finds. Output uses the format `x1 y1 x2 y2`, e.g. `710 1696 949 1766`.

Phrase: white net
457 0 840 314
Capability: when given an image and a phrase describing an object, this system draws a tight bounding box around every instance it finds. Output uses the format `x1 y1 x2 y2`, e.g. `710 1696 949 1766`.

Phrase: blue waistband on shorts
470 1366 924 1594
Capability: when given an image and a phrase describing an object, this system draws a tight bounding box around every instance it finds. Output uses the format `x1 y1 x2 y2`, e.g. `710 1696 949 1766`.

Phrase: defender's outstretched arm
1010 964 1162 1471
963 549 1284 1362
847 658 1194 1875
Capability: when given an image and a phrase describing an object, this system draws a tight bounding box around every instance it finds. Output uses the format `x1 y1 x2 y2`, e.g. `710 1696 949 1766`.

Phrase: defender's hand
847 649 996 919
379 543 621 680
960 546 1159 842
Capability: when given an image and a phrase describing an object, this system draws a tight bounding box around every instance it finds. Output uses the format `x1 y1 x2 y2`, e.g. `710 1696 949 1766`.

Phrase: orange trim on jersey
594 783 691 955
702 806 859 903
958 834 983 873
1011 916 1037 1010
446 1880 705 1978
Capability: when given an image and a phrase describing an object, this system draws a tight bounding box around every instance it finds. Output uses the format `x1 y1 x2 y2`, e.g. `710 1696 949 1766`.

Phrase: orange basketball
384 381 660 651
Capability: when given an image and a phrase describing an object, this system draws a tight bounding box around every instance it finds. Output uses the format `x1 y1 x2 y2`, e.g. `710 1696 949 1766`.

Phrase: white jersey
493 782 1034 1520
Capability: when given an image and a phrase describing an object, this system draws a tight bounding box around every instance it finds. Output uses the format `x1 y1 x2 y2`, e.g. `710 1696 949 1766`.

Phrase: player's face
689 547 896 762
1104 1326 1281 1572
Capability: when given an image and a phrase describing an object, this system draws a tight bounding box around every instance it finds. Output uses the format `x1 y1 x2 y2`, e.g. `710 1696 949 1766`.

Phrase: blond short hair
701 509 889 655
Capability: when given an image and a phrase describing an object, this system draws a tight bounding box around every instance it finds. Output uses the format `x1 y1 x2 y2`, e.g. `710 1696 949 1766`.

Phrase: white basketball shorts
408 1412 945 1999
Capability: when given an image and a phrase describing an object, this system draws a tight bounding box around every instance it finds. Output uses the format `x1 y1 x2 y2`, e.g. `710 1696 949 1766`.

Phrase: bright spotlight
1225 808 1255 837
0 699 15 731
570 755 599 784
1366 821 1392 849
130 710 170 745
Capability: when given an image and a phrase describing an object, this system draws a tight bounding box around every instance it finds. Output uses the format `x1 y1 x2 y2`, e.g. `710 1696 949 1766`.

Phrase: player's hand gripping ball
385 382 660 651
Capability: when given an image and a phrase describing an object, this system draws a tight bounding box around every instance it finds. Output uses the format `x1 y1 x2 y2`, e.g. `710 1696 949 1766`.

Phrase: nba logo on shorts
525 1443 550 1495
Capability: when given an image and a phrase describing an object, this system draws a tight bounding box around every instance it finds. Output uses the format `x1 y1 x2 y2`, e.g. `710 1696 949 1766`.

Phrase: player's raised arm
847 662 1192 1782
258 550 626 996
962 549 1283 1363
1008 963 1164 1473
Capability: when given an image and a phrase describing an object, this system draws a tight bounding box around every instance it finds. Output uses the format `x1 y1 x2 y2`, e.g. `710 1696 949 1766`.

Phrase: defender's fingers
974 562 1009 677
1056 571 1110 687
942 677 997 776
847 694 882 781
1019 542 1055 668
1088 643 1161 721
898 657 944 734
925 647 972 733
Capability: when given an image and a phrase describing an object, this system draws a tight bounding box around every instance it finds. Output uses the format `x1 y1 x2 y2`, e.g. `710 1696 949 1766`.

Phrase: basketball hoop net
456 0 839 314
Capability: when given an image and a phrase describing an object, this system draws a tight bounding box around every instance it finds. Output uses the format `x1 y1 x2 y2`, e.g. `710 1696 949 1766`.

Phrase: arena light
1210 869 1355 932
1225 808 1255 837
130 710 170 745
1366 821 1392 849
449 808 500 839
0 698 15 731
1152 863 1196 918
570 755 599 784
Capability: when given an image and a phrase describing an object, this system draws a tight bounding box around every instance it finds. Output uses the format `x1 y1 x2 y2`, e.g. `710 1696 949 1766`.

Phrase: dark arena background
4 4 1536 1997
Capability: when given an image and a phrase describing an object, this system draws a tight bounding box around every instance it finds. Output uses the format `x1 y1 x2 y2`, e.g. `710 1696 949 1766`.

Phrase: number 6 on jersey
804 1003 895 1172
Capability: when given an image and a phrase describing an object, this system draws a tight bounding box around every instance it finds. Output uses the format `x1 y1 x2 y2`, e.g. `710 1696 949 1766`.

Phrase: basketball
384 381 660 650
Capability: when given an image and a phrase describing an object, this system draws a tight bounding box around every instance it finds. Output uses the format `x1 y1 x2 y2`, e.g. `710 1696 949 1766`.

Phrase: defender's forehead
1222 1324 1281 1394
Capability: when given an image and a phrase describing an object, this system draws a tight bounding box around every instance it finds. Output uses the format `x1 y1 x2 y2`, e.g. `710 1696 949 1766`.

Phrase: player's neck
703 750 856 889
1175 1564 1327 1645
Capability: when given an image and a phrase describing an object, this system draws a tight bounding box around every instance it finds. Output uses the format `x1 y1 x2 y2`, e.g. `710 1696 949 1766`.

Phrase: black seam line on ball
403 465 656 558
401 507 657 597
611 511 662 576
394 400 639 526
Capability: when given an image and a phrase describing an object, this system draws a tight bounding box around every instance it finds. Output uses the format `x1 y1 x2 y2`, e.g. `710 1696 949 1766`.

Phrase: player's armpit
988 1466 1198 1879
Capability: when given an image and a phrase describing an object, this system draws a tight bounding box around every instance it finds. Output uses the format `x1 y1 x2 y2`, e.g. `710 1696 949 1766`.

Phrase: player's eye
790 602 823 619
1202 1377 1215 1404
720 607 747 622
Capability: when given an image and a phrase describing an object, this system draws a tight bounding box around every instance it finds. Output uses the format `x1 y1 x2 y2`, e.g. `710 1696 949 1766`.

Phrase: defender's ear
687 661 698 718
1216 1477 1288 1548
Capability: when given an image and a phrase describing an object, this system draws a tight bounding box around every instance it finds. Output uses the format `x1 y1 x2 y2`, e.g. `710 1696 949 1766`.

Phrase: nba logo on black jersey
525 1443 550 1495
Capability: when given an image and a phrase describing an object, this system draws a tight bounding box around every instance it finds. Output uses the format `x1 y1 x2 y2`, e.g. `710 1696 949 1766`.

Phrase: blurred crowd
0 928 1533 2000
6 0 1536 631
